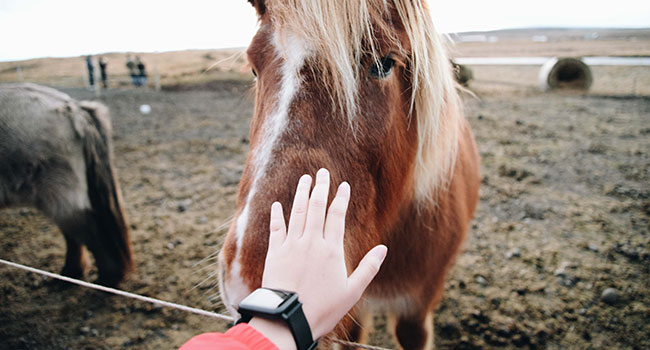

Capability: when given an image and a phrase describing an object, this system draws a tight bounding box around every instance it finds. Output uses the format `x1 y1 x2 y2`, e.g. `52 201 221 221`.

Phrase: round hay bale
538 57 593 91
451 60 473 86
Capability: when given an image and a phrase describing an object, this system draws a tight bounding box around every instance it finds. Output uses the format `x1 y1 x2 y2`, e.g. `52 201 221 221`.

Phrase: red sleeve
179 323 279 350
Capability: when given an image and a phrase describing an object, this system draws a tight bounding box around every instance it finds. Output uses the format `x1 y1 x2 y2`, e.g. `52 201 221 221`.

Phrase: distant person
126 55 138 87
85 55 95 88
99 56 108 89
135 56 147 88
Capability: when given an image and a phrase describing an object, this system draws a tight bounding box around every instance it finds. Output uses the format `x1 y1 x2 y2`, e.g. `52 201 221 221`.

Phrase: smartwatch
237 288 317 350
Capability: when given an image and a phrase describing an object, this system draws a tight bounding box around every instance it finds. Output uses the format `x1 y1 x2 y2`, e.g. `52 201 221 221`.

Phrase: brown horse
218 1 480 348
0 83 133 287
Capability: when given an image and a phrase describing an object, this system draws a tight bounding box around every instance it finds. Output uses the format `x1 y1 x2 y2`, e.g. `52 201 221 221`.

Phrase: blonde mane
267 0 462 202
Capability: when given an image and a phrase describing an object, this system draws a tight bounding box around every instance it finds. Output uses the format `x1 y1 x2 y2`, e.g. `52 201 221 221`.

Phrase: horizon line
1 26 648 63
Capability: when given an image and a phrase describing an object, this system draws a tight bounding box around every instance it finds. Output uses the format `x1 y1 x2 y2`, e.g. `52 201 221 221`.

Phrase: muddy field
1 63 649 349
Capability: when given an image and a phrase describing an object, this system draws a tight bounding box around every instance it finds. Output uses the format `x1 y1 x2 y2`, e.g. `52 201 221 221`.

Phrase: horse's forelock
267 0 391 121
264 0 462 201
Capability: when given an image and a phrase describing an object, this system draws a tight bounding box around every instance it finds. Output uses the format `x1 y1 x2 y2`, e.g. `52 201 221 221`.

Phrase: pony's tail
79 101 134 280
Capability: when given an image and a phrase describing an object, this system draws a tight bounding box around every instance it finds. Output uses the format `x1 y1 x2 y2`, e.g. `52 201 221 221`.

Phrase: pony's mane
267 0 461 202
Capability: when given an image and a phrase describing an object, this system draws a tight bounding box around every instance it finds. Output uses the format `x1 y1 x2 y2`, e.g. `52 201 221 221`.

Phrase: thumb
348 245 388 296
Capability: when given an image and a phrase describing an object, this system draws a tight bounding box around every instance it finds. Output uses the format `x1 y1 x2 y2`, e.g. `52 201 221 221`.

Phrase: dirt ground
1 39 649 349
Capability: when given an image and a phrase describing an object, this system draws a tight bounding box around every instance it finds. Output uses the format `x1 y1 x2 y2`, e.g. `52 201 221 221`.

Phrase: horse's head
219 0 462 315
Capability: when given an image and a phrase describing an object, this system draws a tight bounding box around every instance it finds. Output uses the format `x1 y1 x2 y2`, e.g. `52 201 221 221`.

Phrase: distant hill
450 27 650 42
0 48 250 88
448 28 650 58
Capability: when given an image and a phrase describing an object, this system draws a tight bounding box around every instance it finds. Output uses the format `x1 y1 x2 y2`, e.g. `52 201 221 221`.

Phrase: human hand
260 168 388 340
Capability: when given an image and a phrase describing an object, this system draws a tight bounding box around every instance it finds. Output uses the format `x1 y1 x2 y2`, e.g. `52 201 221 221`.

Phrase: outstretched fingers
268 202 286 250
286 174 312 239
303 168 330 239
324 182 350 244
348 245 388 298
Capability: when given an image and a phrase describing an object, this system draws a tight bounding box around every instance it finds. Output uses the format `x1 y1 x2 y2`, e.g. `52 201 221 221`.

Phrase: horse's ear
247 0 266 16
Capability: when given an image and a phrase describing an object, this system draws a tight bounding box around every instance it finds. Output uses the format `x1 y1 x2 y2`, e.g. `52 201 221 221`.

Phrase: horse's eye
369 56 395 79
251 69 257 77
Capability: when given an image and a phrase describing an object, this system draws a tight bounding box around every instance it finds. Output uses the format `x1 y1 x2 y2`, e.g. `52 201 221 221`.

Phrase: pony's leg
83 222 126 287
394 312 435 350
56 213 91 280
59 211 125 286
60 234 88 279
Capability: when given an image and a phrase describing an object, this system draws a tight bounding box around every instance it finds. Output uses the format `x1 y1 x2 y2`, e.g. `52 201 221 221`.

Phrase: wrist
237 288 317 350
248 317 297 350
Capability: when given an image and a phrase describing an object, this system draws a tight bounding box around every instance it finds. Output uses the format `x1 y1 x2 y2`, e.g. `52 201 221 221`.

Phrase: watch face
239 288 290 310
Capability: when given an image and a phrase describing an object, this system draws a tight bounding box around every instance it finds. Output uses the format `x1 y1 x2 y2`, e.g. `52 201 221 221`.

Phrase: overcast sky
1 0 649 62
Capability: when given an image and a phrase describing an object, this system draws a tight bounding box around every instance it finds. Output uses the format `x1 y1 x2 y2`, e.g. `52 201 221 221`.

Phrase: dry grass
451 39 650 58
448 28 650 58
0 49 251 88
464 65 650 96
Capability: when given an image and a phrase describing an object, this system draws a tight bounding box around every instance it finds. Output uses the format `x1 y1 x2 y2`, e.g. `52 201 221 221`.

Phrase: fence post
94 59 101 97
154 67 161 92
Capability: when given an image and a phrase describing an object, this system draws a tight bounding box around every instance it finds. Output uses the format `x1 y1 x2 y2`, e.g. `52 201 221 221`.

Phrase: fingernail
317 168 329 178
338 182 350 196
372 245 388 264
299 174 311 183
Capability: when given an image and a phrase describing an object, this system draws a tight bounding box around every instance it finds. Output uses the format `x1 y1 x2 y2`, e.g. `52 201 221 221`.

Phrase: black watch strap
236 289 317 350
283 300 317 350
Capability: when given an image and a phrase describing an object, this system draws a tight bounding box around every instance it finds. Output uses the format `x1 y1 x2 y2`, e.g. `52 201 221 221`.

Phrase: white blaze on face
222 30 312 315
